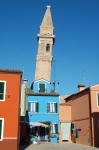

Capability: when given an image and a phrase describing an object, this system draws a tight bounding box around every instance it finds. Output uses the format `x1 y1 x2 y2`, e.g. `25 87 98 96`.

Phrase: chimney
78 84 85 92
23 78 28 87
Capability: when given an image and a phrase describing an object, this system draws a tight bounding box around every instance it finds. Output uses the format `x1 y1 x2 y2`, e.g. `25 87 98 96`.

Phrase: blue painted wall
26 80 59 143
33 80 51 93
26 95 59 123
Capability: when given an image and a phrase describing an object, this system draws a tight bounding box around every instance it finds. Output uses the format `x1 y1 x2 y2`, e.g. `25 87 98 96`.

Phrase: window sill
29 112 38 114
48 112 58 114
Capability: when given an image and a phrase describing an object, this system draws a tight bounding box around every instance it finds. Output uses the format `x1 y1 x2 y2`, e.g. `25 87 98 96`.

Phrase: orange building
0 69 22 150
59 103 71 143
60 84 99 147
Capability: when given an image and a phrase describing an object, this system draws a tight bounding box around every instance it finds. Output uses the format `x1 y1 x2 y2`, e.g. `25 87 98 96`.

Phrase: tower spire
40 5 53 30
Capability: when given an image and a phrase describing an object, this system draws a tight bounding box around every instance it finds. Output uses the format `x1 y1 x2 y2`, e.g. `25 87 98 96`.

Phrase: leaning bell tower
34 6 55 82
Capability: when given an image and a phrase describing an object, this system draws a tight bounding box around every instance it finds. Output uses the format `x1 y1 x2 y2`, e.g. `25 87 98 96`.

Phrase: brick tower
34 6 55 82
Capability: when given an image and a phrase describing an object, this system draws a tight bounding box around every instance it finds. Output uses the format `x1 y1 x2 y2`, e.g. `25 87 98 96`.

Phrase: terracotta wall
0 140 18 150
0 72 21 150
66 90 91 146
59 105 71 143
90 85 99 147
59 105 71 122
74 119 91 146
90 85 99 113
71 92 90 121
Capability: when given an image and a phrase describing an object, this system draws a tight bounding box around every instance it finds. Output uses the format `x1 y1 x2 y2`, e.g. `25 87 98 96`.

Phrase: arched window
46 44 50 52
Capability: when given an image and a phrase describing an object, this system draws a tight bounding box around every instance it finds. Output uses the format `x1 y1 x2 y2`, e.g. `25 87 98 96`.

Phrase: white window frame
48 102 57 113
50 123 56 134
0 81 6 101
96 92 99 107
0 118 4 141
28 101 38 113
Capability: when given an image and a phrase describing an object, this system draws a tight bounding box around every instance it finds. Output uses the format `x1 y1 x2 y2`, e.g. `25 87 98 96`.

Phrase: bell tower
34 6 55 82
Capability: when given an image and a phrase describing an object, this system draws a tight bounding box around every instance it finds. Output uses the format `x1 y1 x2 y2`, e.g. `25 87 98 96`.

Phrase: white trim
0 118 4 141
3 137 17 139
48 102 57 113
96 92 99 107
48 102 57 103
34 79 50 83
0 81 6 101
91 84 99 88
28 101 38 113
28 101 37 102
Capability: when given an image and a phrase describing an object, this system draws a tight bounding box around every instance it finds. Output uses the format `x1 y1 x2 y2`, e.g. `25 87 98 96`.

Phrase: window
50 124 58 134
0 81 6 101
47 103 57 113
46 44 50 52
97 93 99 106
0 118 4 141
39 83 45 92
28 102 38 113
71 122 76 135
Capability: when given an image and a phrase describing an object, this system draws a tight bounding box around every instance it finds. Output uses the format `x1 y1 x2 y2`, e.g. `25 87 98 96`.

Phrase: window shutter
55 103 58 113
0 120 2 139
28 102 31 112
47 103 50 113
55 124 58 134
0 82 4 100
39 84 45 92
36 102 39 112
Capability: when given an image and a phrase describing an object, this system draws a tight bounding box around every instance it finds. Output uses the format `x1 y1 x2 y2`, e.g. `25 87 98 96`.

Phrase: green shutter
39 84 45 92
28 102 31 112
0 120 2 139
36 102 39 112
47 103 50 113
55 124 58 134
0 82 4 100
55 103 58 113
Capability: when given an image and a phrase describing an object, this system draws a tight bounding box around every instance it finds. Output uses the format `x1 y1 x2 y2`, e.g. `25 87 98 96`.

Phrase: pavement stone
19 142 99 150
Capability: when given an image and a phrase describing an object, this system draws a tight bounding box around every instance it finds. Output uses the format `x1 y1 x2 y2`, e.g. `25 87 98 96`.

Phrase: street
20 142 99 150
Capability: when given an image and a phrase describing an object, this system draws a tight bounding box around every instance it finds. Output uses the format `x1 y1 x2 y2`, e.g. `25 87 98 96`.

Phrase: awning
29 122 48 128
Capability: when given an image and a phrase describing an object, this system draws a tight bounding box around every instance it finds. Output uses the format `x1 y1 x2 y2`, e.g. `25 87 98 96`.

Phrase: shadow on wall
19 145 28 150
26 110 29 123
92 112 99 147
20 111 30 147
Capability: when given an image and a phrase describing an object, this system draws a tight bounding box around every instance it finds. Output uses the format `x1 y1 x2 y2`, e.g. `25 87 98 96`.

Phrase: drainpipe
89 89 93 146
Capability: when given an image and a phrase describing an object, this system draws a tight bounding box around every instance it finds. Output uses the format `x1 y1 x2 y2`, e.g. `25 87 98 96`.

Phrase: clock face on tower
46 44 50 52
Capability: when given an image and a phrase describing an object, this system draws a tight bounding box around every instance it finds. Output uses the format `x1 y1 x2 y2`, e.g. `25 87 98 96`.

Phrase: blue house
26 6 59 143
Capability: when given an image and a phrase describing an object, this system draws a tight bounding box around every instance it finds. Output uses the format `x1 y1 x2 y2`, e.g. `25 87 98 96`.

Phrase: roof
40 5 53 29
26 88 59 96
0 68 23 74
64 87 90 101
59 103 71 106
65 84 99 101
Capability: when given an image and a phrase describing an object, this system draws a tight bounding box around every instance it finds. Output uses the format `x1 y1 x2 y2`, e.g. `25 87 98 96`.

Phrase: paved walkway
20 143 99 150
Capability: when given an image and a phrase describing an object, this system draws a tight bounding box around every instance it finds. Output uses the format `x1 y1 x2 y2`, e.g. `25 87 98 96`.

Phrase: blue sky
0 0 99 95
